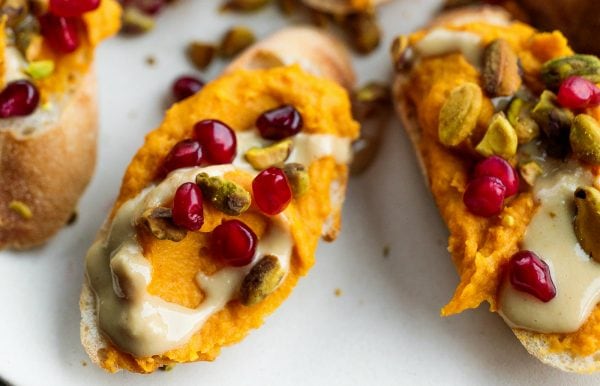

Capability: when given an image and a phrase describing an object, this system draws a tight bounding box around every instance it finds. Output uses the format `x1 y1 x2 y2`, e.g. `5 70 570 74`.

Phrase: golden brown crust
0 71 97 249
393 7 600 373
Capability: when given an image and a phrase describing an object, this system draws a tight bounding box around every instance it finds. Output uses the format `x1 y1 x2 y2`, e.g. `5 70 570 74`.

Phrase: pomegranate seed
463 176 506 217
172 76 204 101
172 182 204 231
161 139 203 176
40 14 80 53
557 76 600 109
252 167 292 215
508 250 556 302
0 81 40 118
193 119 237 164
473 156 519 197
212 220 257 267
256 105 303 140
49 0 101 17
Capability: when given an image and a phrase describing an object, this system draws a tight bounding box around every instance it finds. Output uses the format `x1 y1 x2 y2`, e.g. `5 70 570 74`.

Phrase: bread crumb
334 288 342 297
146 55 157 66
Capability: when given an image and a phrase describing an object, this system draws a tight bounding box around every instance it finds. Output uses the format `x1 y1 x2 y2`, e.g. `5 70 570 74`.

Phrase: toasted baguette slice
393 6 600 373
81 26 358 373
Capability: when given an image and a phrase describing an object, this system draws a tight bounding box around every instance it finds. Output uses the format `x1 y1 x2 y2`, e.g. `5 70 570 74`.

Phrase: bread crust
0 70 97 249
81 27 356 372
393 6 600 373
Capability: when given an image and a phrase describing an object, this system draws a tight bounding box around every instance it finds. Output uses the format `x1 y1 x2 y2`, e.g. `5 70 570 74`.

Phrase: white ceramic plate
1 1 598 385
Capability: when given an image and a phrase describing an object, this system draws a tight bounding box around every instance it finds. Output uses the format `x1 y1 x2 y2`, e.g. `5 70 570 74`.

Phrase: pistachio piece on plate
507 97 539 144
138 207 187 242
121 7 155 34
196 173 251 216
541 54 600 90
219 26 256 58
570 114 600 164
574 186 600 262
475 112 518 158
240 255 285 306
519 161 543 187
222 0 271 11
438 82 483 147
344 12 381 54
283 163 310 197
482 39 522 97
187 41 217 70
245 139 293 170
25 60 54 80
532 90 573 158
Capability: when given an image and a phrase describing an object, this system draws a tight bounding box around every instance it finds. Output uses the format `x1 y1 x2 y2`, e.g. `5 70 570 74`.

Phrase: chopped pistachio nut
475 112 518 159
355 82 389 104
438 82 483 147
506 98 540 144
390 35 411 71
196 173 251 216
283 163 310 197
519 161 543 187
570 114 600 165
532 90 573 158
574 186 600 262
138 207 187 242
25 60 54 80
482 39 522 97
219 26 256 58
187 41 217 70
14 14 41 59
1 0 29 28
222 0 271 11
9 200 32 219
245 139 293 170
121 7 155 34
239 255 285 306
344 12 381 54
541 54 600 90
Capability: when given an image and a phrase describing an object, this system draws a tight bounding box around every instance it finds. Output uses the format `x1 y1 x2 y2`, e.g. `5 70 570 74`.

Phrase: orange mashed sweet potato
97 65 359 373
0 0 120 99
406 21 600 357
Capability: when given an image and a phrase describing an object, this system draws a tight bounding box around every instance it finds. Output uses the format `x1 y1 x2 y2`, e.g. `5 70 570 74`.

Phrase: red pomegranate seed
463 176 506 217
172 182 204 231
193 119 237 164
557 76 600 109
161 139 203 176
256 105 303 140
0 81 40 118
508 250 556 302
172 76 204 101
49 0 100 17
40 14 80 53
473 156 519 197
212 220 257 267
252 167 293 215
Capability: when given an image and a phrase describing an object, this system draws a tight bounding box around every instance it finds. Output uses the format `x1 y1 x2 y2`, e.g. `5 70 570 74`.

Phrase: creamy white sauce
499 162 600 333
86 129 352 356
414 29 483 67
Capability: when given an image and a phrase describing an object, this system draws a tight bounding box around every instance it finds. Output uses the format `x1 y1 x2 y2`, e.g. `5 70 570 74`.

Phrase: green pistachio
239 255 285 306
283 163 310 197
506 98 540 144
245 139 293 170
532 90 574 158
482 39 522 97
541 54 600 90
187 41 217 70
391 35 411 71
219 26 256 58
8 200 32 219
121 7 155 34
574 186 600 262
14 13 41 59
518 161 543 187
570 114 600 165
344 12 381 54
475 112 518 158
438 82 483 147
222 0 271 11
138 207 187 242
1 0 28 28
25 60 54 80
196 173 251 216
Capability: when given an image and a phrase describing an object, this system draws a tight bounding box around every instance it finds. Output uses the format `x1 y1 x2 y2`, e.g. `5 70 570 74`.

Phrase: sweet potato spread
98 65 359 373
405 21 600 356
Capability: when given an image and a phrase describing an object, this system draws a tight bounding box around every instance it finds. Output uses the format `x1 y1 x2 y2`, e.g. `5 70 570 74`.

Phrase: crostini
0 0 120 249
392 6 600 373
80 26 359 373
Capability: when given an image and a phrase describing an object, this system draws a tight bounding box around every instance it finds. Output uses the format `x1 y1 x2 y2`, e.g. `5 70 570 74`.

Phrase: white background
1 0 599 385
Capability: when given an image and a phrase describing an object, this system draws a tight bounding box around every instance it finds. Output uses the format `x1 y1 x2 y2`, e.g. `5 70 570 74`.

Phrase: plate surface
0 1 598 385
